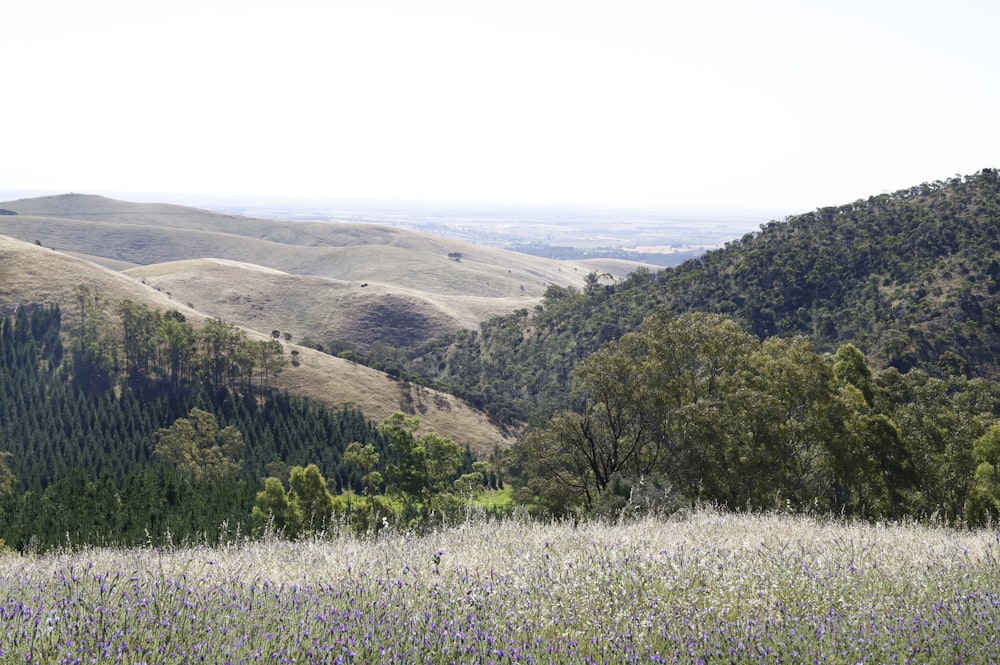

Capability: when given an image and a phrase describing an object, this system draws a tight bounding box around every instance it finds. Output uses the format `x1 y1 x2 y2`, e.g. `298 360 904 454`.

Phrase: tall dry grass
1 509 997 662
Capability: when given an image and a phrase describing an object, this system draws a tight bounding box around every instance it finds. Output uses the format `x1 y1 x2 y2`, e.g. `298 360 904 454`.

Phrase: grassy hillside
0 235 510 454
122 257 546 351
0 193 652 350
0 235 187 324
0 192 655 447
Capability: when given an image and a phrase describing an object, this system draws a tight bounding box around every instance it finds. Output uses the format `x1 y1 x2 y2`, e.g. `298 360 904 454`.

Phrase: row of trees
510 311 1000 523
0 466 257 549
74 288 286 394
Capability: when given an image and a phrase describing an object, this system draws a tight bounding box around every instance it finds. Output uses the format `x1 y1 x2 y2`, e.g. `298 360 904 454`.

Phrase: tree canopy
154 408 245 481
509 311 1000 523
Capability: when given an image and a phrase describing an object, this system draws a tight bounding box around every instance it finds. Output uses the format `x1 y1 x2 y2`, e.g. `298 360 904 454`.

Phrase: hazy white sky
3 0 997 213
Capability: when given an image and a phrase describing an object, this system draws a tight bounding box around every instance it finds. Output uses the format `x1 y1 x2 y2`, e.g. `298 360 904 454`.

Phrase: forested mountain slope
404 169 1000 428
660 169 1000 375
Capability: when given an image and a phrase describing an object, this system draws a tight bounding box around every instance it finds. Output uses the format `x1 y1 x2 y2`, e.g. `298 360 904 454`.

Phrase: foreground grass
1 510 998 663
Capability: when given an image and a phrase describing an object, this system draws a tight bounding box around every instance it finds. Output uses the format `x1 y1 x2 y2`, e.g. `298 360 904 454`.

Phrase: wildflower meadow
1 510 998 663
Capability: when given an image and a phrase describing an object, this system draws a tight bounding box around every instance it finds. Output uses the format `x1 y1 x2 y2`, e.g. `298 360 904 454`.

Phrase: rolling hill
0 193 650 351
0 192 658 451
0 234 510 455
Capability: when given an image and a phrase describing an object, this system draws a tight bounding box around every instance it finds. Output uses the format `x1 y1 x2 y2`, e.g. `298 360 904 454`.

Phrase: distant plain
138 193 781 265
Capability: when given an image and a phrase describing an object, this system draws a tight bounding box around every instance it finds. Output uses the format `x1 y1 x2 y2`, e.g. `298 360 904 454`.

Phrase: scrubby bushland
405 169 1000 431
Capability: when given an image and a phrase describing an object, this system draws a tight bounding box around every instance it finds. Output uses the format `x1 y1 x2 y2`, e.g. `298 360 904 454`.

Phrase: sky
3 0 998 214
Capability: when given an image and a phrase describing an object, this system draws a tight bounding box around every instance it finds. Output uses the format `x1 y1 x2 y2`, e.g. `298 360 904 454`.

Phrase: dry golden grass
4 510 999 663
0 235 192 326
1 193 652 351
275 345 512 456
0 234 512 453
124 258 540 350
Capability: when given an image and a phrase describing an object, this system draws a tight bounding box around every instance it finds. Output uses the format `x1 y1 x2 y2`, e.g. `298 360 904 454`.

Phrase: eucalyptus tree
154 408 244 481
514 311 852 514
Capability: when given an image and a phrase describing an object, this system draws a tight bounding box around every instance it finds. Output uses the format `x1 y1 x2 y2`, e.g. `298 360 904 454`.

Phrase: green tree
724 335 843 510
252 465 337 538
252 476 304 537
963 423 1000 524
253 339 286 392
344 441 382 495
865 369 997 521
454 471 485 495
833 343 874 405
288 464 335 533
512 419 598 513
70 284 116 390
0 451 16 497
513 311 858 515
154 408 244 481
116 299 159 379
200 318 242 390
380 412 462 499
158 311 196 387
375 412 462 528
515 311 759 512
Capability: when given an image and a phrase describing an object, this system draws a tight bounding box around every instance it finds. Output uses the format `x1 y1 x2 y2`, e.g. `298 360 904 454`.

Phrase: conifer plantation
0 303 386 549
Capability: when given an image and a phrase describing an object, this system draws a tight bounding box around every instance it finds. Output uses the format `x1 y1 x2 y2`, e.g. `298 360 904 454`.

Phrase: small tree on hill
289 464 336 534
252 464 336 538
345 441 382 495
380 412 462 499
378 412 463 527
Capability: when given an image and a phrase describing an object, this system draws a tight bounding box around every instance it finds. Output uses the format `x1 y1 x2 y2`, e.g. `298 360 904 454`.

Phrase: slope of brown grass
0 193 653 353
0 193 655 449
0 235 189 325
124 258 540 351
275 346 512 456
0 235 511 452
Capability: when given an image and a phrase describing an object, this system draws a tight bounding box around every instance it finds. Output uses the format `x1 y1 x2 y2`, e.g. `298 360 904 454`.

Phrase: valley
2 170 1000 550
